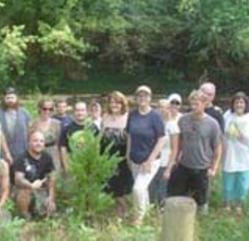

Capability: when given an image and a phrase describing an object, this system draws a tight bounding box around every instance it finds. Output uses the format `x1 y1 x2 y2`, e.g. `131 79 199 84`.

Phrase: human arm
126 134 132 170
46 172 56 215
60 146 69 176
208 142 222 177
59 126 69 176
0 161 10 208
15 172 33 189
1 133 13 165
143 136 166 172
164 133 179 180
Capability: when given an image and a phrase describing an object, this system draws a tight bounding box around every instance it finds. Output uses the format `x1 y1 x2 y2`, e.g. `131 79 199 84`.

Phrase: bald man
14 131 56 219
199 82 224 132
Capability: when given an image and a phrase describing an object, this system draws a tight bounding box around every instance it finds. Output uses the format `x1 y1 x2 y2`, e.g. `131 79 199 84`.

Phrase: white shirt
160 120 180 167
223 111 249 172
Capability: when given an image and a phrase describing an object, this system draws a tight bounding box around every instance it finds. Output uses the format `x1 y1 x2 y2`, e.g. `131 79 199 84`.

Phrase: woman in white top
149 99 179 205
223 92 249 215
167 93 183 122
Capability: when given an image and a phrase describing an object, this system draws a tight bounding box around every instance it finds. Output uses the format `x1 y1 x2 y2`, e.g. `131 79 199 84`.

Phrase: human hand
46 198 56 216
5 153 13 165
208 168 216 178
32 178 47 190
163 168 171 180
142 160 152 173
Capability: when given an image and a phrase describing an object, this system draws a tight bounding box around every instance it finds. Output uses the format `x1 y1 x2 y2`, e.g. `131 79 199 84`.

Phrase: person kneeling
14 130 56 219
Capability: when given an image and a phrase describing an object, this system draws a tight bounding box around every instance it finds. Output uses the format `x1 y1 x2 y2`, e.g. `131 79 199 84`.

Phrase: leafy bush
59 125 121 220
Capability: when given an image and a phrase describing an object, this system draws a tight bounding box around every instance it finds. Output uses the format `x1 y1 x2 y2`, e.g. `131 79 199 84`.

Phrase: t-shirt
160 120 180 167
205 106 224 133
223 111 249 172
126 109 165 164
53 115 72 128
14 151 54 183
59 120 99 151
179 113 221 169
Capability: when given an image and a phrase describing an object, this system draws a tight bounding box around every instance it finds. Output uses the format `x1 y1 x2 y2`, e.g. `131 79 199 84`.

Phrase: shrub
60 124 121 220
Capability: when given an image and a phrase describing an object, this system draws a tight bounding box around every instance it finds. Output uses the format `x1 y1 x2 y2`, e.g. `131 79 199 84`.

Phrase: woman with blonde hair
101 91 133 217
30 98 61 173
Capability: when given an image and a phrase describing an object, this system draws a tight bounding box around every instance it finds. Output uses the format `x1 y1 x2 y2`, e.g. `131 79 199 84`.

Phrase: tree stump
160 197 197 241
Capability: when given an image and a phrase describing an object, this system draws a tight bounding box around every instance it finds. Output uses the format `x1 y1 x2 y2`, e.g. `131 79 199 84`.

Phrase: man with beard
14 130 56 219
0 87 31 164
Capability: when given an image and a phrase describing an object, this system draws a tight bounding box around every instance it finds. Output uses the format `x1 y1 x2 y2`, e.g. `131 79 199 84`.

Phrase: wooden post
160 197 197 241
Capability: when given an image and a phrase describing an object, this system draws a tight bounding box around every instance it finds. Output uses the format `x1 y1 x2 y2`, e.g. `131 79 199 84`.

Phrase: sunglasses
42 107 54 112
170 100 181 105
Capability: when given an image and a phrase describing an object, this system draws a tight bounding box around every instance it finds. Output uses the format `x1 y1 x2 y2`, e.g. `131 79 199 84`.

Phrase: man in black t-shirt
60 101 98 175
199 82 224 133
14 130 56 219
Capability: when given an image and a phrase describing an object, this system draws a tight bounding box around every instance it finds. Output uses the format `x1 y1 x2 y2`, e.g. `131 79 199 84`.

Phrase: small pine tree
64 125 121 220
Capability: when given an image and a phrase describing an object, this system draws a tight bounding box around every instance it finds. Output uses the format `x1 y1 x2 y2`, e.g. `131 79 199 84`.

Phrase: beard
4 101 19 109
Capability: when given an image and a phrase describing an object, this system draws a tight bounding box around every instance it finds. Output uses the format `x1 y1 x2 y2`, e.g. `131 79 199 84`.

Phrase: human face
200 86 215 104
40 101 54 119
234 98 246 115
74 103 87 122
109 98 122 115
4 93 18 108
56 102 68 116
29 132 45 154
136 91 151 108
190 98 205 115
90 104 101 119
170 100 181 115
158 102 171 117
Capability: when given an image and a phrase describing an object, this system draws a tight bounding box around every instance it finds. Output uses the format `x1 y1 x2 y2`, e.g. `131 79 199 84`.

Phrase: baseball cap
135 85 152 95
168 93 182 104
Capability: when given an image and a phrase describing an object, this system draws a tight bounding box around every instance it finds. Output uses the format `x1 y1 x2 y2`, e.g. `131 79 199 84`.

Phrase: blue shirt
127 109 165 164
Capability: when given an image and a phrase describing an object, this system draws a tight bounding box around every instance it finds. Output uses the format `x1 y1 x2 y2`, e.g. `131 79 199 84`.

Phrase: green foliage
0 0 249 92
63 125 121 219
38 20 93 61
0 25 33 88
0 217 24 241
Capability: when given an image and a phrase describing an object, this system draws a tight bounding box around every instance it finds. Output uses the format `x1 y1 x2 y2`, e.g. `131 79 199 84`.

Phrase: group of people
0 83 248 225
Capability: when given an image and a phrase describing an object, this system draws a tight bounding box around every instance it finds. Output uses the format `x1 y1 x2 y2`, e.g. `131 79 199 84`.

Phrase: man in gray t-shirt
167 90 222 213
179 113 221 170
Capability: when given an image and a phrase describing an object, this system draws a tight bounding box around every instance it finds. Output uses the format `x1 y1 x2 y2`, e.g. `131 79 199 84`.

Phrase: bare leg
116 197 127 218
16 189 32 219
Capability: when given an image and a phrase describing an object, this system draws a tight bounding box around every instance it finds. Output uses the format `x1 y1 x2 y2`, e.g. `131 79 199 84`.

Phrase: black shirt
14 151 55 183
59 120 99 151
205 106 224 133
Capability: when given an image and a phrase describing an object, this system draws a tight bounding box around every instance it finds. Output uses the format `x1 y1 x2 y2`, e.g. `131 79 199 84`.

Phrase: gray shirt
179 113 221 169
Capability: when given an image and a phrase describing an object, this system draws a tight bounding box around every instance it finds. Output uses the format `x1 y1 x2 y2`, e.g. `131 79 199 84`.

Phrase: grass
55 68 195 95
2 99 248 241
2 173 248 241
